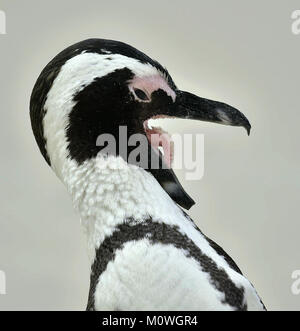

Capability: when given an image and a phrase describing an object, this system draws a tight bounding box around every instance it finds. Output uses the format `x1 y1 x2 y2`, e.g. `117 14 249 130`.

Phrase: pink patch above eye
128 75 176 102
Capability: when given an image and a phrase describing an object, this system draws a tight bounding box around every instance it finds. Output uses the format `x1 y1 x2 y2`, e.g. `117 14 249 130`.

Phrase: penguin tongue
142 118 195 210
143 119 174 169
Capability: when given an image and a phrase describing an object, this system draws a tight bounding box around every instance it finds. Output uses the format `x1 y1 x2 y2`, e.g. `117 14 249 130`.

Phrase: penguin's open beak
172 90 251 135
143 90 251 211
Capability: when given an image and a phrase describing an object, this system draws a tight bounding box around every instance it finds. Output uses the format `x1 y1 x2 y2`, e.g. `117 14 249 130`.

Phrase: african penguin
30 39 266 311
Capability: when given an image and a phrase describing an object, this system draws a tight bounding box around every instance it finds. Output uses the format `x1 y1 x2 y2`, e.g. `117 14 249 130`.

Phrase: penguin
30 39 266 311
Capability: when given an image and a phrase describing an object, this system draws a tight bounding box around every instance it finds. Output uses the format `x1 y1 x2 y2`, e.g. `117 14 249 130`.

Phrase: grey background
0 0 299 310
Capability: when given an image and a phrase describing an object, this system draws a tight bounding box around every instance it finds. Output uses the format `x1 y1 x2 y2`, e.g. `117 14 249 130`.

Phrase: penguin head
30 39 251 210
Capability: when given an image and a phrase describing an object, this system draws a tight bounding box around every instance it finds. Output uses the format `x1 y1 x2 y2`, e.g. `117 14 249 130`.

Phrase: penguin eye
134 89 149 101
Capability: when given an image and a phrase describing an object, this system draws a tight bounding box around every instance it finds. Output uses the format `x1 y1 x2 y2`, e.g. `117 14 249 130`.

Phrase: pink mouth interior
143 116 174 168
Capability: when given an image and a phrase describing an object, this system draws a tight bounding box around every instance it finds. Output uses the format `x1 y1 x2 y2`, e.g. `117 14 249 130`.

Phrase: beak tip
244 119 251 136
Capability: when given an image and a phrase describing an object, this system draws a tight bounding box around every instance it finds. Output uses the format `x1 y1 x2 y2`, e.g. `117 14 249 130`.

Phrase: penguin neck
60 155 179 261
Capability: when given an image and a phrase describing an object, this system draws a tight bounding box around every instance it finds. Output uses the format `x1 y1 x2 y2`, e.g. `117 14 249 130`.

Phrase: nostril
134 88 149 101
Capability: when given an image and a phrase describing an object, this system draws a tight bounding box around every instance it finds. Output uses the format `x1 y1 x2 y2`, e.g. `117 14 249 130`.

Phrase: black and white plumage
30 39 265 311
